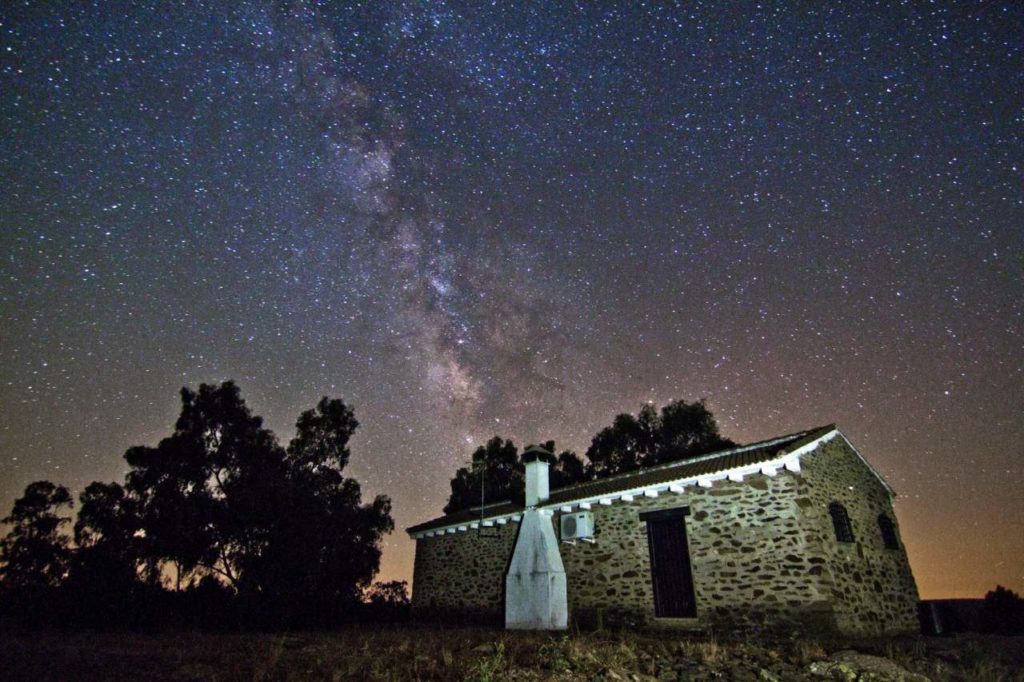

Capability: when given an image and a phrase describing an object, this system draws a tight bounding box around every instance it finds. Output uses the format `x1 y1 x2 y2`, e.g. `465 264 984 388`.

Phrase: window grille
877 514 899 549
828 502 855 543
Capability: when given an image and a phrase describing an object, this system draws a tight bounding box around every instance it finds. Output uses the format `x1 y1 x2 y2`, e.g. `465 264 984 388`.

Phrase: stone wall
411 435 919 635
411 519 517 615
560 468 836 632
798 436 920 634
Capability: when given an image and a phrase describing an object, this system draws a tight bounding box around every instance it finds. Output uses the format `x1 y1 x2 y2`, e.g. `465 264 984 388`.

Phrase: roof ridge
407 424 838 534
546 427 813 499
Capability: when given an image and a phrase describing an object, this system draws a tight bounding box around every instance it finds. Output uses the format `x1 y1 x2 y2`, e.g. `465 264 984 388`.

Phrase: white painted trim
832 431 897 497
407 427 851 538
784 428 838 459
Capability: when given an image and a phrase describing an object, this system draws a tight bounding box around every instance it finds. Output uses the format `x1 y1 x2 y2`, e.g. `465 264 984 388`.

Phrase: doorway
640 507 696 618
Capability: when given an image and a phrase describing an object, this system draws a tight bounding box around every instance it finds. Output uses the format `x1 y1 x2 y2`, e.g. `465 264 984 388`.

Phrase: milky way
1 2 1021 598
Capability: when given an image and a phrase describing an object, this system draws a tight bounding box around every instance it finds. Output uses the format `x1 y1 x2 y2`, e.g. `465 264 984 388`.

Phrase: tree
119 382 393 622
0 481 73 591
123 382 287 590
444 437 523 513
71 482 142 585
586 399 734 478
529 440 590 489
365 580 410 608
652 399 734 465
585 408 658 478
251 397 394 622
444 438 591 513
65 482 145 625
980 585 1024 634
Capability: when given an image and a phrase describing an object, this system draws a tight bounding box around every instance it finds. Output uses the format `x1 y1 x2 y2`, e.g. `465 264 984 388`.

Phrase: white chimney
507 444 566 630
522 445 552 507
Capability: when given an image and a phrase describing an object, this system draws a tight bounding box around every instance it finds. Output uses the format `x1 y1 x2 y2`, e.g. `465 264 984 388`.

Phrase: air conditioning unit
560 511 595 542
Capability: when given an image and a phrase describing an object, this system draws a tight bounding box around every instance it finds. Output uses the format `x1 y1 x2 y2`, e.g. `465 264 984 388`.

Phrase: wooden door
642 509 696 618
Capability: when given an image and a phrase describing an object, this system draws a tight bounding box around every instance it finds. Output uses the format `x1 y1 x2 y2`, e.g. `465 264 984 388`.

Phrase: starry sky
1 2 1021 599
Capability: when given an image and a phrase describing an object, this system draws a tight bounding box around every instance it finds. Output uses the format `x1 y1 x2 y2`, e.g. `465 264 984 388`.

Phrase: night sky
1 2 1021 599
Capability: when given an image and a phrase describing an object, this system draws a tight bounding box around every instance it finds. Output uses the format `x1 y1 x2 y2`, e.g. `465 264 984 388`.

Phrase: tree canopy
0 481 73 591
0 381 394 627
442 398 734 512
586 399 735 478
444 437 522 514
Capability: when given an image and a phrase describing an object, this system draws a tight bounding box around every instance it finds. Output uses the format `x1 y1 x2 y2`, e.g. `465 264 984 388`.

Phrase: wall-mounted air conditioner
560 511 595 542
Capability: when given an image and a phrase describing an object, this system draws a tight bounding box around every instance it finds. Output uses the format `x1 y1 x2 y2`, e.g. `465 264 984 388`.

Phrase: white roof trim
832 430 896 497
408 427 863 539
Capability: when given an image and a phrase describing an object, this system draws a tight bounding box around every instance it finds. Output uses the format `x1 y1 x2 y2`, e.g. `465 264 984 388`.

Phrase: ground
1 625 1022 681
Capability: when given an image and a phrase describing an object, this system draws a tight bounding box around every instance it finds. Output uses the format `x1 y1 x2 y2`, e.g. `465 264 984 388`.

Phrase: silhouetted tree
445 437 593 513
251 397 394 623
980 585 1024 634
364 580 410 622
585 407 658 478
366 580 410 608
529 440 590 489
65 482 145 626
71 482 141 585
116 383 392 625
586 399 734 478
0 481 73 591
445 437 523 513
124 382 287 591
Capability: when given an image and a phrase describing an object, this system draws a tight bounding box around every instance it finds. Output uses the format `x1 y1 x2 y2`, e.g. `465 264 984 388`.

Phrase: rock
759 669 783 681
807 650 930 681
471 642 496 653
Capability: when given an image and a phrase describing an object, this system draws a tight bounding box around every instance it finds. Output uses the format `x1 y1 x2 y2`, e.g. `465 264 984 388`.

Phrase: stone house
407 425 920 634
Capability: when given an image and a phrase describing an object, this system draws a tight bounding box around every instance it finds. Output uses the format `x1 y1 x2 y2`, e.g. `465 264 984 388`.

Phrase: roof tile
406 425 835 535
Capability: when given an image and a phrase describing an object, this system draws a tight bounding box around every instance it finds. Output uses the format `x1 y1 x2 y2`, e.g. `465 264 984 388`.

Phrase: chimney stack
508 444 567 630
522 445 554 507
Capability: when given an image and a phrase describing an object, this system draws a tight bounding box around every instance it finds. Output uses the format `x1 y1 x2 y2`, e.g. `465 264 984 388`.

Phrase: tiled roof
406 501 522 535
406 424 836 536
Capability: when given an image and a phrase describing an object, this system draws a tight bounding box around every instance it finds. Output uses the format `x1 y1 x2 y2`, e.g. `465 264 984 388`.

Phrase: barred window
828 502 855 543
877 514 900 549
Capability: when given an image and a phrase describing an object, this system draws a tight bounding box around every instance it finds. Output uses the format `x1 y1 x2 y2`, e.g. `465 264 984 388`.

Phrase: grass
0 624 1021 681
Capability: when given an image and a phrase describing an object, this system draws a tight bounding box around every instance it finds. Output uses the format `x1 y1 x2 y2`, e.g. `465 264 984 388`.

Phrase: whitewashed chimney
524 445 551 507
506 445 567 630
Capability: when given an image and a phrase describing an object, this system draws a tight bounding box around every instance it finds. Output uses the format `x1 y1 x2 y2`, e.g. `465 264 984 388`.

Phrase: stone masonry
410 429 920 635
799 436 920 634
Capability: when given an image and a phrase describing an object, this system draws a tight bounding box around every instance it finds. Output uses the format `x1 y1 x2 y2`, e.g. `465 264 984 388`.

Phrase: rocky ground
0 625 1021 681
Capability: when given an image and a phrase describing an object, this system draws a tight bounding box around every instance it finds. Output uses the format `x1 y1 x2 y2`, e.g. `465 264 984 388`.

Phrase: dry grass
0 625 1021 681
792 637 826 665
679 636 722 665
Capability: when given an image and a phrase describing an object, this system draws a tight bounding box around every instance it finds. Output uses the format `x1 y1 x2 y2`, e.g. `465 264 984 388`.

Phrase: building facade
408 425 920 634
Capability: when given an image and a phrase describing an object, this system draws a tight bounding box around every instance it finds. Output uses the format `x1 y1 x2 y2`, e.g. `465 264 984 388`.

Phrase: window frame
828 501 855 544
877 513 900 550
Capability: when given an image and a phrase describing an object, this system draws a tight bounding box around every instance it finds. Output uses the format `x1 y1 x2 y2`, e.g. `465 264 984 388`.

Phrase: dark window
828 502 855 543
877 514 900 549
